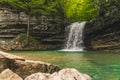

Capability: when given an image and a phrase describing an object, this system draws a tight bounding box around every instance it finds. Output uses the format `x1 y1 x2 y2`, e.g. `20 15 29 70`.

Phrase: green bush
13 33 37 43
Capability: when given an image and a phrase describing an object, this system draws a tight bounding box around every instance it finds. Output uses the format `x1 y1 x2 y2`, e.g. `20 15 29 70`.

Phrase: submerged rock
0 69 23 80
0 51 60 79
25 68 91 80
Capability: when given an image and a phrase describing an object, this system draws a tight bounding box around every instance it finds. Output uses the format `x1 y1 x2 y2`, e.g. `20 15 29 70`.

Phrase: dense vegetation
1 0 119 21
0 0 99 21
59 0 99 21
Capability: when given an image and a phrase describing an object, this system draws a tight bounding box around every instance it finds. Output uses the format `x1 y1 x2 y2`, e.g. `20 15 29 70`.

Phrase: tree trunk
17 12 20 24
26 14 30 45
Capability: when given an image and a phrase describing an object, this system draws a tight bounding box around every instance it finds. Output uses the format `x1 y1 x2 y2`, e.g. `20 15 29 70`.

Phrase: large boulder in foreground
0 69 23 80
25 68 91 80
0 51 60 79
8 60 60 78
84 2 120 52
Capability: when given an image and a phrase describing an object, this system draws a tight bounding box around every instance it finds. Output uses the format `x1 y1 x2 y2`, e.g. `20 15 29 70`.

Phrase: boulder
0 51 60 79
0 51 25 72
0 69 23 80
25 68 91 80
0 54 8 72
8 60 60 78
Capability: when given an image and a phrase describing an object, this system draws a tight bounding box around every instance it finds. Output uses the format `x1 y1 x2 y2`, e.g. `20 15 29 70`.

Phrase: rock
25 68 91 80
0 51 21 72
84 1 120 52
8 60 60 78
25 73 50 80
52 68 91 80
0 51 24 60
0 54 8 72
0 51 60 78
0 9 66 50
0 69 23 80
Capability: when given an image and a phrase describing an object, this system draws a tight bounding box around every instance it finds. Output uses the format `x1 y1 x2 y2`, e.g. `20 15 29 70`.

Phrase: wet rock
0 69 23 80
25 68 91 80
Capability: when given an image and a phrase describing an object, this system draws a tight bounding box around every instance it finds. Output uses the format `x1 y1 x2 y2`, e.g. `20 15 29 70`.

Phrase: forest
1 0 119 21
0 0 120 80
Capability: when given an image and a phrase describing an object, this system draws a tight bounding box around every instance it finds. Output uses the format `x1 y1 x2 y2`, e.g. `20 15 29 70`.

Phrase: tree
59 0 99 21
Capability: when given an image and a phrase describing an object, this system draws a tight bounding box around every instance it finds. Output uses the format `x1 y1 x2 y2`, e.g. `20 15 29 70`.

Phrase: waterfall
63 22 86 51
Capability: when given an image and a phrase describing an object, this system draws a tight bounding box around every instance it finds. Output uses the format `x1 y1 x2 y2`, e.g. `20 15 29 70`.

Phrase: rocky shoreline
0 51 91 80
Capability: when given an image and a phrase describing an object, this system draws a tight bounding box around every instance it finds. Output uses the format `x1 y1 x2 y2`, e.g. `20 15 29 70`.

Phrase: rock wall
84 2 120 52
0 9 66 50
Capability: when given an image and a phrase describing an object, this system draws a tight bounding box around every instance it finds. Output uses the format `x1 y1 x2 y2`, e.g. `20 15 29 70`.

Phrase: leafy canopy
0 0 58 16
1 0 111 21
60 0 99 21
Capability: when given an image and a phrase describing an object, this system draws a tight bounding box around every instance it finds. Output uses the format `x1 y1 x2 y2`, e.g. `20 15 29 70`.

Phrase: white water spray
62 22 86 51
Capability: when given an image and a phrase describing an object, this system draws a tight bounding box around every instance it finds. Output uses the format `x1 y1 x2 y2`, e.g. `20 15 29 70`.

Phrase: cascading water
63 22 86 51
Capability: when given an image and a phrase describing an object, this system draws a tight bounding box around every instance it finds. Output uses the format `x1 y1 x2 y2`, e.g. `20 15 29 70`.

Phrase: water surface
9 51 120 80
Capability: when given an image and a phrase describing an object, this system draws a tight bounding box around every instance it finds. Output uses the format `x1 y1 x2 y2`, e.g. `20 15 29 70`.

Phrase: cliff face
0 9 66 50
84 3 120 52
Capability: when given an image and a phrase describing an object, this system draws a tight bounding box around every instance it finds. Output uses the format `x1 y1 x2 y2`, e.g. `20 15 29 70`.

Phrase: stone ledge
0 51 24 60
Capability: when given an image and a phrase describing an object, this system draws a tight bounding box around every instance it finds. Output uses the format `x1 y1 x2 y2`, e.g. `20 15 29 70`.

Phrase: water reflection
82 52 120 80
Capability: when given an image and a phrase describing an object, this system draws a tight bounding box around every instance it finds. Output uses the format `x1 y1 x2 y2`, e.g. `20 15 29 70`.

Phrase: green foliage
59 0 99 21
0 0 100 21
0 0 58 16
13 33 37 43
3 0 118 21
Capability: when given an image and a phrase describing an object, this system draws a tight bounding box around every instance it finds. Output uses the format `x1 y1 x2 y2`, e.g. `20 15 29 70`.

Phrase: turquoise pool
9 51 120 80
